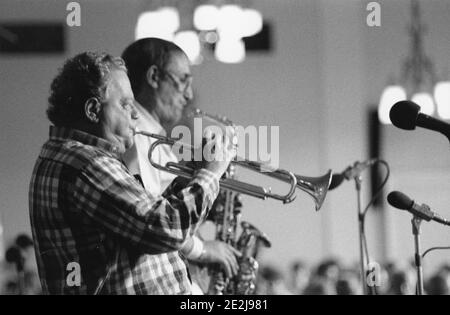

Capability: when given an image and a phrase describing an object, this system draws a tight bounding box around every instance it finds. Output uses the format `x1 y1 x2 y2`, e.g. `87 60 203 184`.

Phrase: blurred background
0 0 449 294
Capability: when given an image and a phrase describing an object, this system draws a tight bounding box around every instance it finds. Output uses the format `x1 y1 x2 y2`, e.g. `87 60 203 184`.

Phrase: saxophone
207 165 271 295
231 221 271 295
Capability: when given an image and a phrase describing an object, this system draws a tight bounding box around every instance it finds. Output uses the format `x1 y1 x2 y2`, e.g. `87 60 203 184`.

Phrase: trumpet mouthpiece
133 127 142 135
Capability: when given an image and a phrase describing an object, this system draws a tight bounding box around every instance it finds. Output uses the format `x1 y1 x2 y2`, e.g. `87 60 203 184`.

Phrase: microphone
328 159 378 190
387 191 450 226
329 173 345 190
343 159 378 180
389 100 450 141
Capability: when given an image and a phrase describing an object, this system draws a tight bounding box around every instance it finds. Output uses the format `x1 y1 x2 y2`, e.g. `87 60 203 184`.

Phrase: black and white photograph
0 0 449 298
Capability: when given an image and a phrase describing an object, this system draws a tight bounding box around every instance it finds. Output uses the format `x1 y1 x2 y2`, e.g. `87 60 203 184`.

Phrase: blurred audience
286 260 310 294
1 234 41 295
303 258 340 295
386 270 416 295
255 265 292 295
1 237 448 295
255 258 449 295
425 264 450 295
336 268 361 295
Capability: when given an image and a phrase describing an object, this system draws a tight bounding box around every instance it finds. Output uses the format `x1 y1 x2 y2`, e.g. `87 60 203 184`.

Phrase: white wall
319 0 367 261
0 0 449 277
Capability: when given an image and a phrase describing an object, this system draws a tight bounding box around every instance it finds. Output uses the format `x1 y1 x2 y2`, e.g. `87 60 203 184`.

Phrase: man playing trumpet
29 51 235 294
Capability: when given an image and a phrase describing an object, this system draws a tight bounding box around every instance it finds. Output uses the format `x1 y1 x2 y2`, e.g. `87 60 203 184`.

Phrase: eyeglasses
160 69 193 93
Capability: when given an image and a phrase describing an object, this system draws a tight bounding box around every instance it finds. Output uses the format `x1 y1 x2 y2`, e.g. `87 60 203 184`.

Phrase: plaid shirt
29 126 219 295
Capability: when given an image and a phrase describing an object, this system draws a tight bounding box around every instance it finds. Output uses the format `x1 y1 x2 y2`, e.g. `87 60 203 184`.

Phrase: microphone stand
411 216 424 295
354 175 368 295
346 159 389 295
336 158 389 295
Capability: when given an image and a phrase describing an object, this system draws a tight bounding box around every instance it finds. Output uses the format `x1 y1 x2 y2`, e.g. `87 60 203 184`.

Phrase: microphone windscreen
389 101 420 130
387 191 413 210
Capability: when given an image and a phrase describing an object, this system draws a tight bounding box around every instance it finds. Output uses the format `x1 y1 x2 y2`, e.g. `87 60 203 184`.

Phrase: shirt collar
49 126 121 158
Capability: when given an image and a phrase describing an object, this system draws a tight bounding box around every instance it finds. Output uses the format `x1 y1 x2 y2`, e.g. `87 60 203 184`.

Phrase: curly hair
47 51 127 126
121 38 185 95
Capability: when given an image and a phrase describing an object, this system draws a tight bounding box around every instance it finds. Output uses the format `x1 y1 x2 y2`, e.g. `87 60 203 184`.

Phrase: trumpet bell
295 170 332 211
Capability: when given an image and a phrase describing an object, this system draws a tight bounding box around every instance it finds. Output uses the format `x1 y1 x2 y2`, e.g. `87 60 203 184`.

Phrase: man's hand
203 126 237 179
199 240 242 278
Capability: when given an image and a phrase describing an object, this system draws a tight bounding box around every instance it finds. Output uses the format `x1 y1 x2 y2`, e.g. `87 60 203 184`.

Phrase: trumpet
134 109 332 210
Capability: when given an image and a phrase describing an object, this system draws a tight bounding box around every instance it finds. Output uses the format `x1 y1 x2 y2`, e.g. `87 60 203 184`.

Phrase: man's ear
146 65 160 89
84 97 101 123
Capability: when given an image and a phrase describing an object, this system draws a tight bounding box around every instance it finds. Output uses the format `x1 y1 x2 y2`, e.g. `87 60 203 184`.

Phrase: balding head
121 38 186 95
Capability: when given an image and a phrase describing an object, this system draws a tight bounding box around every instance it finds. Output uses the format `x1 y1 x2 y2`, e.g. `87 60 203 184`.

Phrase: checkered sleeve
72 155 219 254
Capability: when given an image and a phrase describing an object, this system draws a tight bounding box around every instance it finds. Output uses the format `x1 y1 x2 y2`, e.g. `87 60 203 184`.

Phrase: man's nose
130 105 138 120
184 85 193 102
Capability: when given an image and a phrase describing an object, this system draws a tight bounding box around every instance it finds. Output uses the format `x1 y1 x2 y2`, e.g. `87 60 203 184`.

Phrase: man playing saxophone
121 38 241 293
